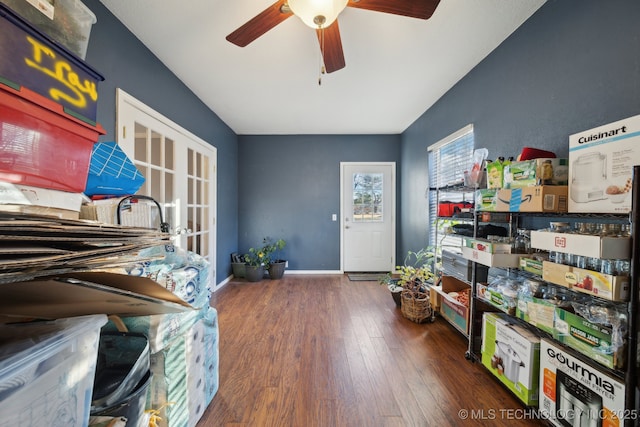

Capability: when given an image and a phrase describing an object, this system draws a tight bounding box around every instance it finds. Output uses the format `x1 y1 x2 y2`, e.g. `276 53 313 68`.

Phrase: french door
115 89 218 289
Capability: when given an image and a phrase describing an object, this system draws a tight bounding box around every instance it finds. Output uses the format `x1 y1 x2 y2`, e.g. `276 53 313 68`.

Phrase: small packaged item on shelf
503 158 568 188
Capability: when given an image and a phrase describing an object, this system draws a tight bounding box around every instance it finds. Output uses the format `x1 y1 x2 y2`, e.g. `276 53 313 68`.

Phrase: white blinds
427 125 475 249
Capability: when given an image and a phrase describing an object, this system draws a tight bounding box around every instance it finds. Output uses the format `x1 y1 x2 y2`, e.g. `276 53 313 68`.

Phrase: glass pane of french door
186 148 212 256
133 122 176 232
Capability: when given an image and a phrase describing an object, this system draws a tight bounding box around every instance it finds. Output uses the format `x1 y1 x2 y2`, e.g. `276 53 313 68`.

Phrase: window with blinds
427 125 475 263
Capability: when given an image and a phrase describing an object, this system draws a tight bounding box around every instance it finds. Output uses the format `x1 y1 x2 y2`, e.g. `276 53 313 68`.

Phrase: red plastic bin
0 83 105 193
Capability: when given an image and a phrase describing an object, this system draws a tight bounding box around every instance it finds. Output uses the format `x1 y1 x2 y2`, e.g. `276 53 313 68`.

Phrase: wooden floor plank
200 275 546 426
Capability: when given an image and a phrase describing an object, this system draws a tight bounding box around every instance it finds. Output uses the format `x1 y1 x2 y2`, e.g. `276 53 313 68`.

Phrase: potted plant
244 246 268 282
380 247 436 307
263 237 287 279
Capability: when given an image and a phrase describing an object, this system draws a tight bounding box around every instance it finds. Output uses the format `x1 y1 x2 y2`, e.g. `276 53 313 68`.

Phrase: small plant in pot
263 237 287 279
380 248 436 307
244 246 268 282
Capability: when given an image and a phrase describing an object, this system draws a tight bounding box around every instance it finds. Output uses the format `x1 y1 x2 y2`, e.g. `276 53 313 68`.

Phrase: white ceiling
98 0 546 135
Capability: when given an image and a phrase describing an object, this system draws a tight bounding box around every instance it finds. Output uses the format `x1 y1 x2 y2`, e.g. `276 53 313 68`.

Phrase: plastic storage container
0 3 104 123
0 314 107 427
0 82 106 192
1 0 96 59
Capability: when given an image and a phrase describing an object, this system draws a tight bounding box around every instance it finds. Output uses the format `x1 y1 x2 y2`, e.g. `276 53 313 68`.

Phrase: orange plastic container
0 83 105 193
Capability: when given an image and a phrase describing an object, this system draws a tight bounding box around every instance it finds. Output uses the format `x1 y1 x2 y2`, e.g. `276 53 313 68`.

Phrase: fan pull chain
318 26 326 86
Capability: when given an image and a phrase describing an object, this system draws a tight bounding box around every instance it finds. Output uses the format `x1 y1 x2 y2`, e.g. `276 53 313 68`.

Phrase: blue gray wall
400 0 640 255
238 135 401 270
82 0 239 283
74 0 640 278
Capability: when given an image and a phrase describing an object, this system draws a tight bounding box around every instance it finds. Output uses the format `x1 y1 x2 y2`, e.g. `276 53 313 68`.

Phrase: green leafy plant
380 247 436 292
245 237 286 268
262 237 286 266
244 246 268 268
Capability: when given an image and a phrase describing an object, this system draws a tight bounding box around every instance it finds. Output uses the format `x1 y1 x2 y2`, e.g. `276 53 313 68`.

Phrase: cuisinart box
569 114 640 213
481 313 540 405
539 339 626 427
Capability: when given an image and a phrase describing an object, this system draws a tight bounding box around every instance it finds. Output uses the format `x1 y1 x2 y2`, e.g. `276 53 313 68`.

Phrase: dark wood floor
199 274 546 426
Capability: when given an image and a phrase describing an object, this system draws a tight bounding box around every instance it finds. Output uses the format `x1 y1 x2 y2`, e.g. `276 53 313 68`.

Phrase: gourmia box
569 114 640 213
539 339 626 427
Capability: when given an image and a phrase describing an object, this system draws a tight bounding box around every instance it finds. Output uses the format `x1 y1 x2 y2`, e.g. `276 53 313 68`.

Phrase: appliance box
568 113 640 214
0 3 103 124
539 339 626 427
553 308 624 370
438 276 470 335
461 246 521 268
530 231 631 260
0 314 107 427
0 83 105 193
481 312 540 406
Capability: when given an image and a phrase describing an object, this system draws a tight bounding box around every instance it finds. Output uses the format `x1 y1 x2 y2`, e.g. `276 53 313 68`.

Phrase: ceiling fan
226 0 441 74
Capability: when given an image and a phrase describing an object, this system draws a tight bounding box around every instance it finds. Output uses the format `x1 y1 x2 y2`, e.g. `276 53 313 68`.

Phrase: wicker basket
401 288 432 324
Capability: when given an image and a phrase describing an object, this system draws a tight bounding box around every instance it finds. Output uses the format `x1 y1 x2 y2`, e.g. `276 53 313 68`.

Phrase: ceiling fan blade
347 0 441 20
316 21 345 74
226 0 293 47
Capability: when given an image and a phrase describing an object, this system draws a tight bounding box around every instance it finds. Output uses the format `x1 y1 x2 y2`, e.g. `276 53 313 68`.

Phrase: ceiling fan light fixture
288 0 348 29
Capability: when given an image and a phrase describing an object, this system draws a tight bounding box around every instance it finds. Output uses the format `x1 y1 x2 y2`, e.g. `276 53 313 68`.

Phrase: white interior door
115 89 218 289
341 162 395 272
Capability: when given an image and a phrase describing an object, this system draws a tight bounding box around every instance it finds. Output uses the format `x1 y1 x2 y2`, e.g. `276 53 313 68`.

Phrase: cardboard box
539 339 626 427
554 308 624 370
461 246 521 268
504 159 569 188
463 237 512 254
481 313 540 406
496 186 568 212
569 114 640 214
515 294 556 335
530 230 631 259
541 261 573 290
477 283 517 315
519 257 544 276
0 272 193 321
563 267 629 302
0 182 84 219
437 276 470 335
